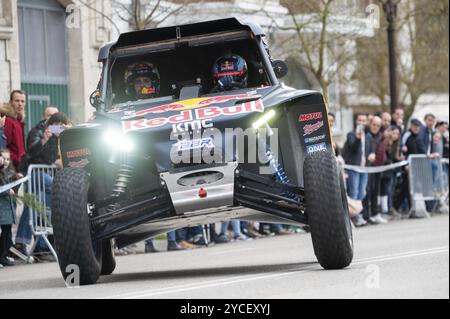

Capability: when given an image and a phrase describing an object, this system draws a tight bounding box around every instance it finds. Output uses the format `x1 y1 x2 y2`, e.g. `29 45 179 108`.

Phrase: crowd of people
331 109 449 227
0 90 70 268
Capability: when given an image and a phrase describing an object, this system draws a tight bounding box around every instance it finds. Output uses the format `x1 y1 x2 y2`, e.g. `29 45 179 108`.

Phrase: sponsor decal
172 119 213 133
299 112 323 122
121 91 258 119
66 148 91 158
122 100 264 133
303 121 324 136
304 134 326 144
67 158 90 168
306 142 327 154
176 138 214 152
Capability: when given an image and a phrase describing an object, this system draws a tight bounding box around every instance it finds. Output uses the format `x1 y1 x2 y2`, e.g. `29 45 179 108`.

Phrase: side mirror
272 60 288 79
89 89 101 109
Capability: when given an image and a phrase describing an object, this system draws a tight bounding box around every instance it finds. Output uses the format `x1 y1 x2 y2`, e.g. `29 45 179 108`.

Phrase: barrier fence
343 155 449 215
0 164 57 263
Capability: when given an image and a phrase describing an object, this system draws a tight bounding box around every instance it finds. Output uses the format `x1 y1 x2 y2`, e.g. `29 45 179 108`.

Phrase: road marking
104 246 449 299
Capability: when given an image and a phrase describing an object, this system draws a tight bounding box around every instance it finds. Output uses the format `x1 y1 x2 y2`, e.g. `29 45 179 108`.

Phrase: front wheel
51 168 102 285
303 151 353 269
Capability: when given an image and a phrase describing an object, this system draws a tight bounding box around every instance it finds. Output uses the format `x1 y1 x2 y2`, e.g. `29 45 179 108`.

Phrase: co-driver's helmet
212 54 248 91
124 62 160 99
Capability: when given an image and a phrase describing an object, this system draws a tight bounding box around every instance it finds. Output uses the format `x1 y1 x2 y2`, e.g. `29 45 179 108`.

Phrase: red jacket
2 105 26 169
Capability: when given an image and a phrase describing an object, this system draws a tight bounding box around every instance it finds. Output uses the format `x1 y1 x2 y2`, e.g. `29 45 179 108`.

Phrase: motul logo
299 112 322 122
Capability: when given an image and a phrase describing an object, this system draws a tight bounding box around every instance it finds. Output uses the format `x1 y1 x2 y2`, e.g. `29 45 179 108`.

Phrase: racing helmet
212 54 248 91
124 62 160 99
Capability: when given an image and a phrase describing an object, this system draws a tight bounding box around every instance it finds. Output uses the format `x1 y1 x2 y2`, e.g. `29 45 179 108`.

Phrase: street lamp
380 0 401 114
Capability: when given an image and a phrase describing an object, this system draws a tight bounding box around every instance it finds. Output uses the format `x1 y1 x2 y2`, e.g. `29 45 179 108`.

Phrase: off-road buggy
51 18 353 285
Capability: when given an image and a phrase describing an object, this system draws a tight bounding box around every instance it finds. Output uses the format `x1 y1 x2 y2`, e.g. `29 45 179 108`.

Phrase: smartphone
48 125 65 135
357 124 365 133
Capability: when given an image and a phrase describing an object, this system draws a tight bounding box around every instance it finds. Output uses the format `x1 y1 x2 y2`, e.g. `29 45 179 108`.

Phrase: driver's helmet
124 62 160 99
212 54 248 91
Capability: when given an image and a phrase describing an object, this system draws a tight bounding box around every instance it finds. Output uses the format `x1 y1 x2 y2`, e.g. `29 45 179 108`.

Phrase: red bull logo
121 91 259 120
122 99 264 133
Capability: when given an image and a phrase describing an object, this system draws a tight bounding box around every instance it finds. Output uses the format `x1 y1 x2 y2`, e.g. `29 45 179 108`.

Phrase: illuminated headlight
252 110 276 129
103 130 135 152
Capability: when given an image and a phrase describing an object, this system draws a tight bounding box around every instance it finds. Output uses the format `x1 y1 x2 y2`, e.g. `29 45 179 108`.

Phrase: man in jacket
3 90 26 170
418 113 436 155
343 114 372 226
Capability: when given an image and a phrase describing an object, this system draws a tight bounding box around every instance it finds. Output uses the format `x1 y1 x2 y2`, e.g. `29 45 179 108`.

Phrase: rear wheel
303 151 353 269
51 168 102 285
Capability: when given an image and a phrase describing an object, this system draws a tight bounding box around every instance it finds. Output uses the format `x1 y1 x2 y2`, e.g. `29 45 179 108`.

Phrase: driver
211 53 248 92
124 62 160 100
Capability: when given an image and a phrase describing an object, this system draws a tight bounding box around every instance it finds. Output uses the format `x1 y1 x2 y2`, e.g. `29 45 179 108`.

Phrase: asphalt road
0 214 448 299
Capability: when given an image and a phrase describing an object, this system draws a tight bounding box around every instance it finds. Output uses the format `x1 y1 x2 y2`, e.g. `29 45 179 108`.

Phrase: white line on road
104 246 449 299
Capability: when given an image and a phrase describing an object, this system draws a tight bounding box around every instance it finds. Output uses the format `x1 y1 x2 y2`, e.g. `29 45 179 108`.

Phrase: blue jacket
343 131 373 166
418 125 433 154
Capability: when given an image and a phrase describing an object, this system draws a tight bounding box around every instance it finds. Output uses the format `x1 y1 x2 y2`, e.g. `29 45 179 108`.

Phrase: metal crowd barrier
25 164 58 262
0 164 58 263
343 155 449 216
407 155 447 215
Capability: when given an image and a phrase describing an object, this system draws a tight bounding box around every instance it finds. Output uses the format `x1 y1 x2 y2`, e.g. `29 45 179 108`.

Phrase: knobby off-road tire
101 239 116 275
51 168 102 285
303 151 353 269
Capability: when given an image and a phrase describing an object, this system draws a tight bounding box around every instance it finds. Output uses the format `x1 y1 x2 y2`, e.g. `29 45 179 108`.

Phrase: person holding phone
343 114 371 227
14 112 71 257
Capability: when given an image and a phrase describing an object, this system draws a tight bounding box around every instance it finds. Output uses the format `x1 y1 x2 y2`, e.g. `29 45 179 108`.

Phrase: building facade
0 0 111 131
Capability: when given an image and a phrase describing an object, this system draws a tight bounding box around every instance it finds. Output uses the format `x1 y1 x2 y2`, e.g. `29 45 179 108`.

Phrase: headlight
103 130 135 152
252 110 276 129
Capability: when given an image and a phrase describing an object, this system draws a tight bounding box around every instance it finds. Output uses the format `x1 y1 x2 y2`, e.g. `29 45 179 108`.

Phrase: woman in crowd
380 125 404 217
0 149 20 267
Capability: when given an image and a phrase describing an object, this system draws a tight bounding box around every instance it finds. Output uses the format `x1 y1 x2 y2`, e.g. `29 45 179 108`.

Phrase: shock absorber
256 124 298 200
264 145 298 200
112 163 134 196
107 156 134 214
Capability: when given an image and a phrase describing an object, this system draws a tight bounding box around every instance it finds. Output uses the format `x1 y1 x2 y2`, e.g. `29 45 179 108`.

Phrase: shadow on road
97 261 320 285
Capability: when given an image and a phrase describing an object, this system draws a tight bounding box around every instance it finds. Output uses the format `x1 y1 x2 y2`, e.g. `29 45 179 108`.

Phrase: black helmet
212 54 248 91
124 62 160 99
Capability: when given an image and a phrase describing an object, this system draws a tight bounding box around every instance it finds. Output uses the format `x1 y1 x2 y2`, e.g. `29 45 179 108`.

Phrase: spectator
380 126 404 217
435 121 449 159
144 230 189 253
366 114 374 133
402 119 427 158
15 112 70 256
0 149 19 267
363 116 388 224
342 114 370 226
419 113 436 155
4 90 26 170
43 106 59 121
216 220 253 243
391 108 405 130
176 226 207 247
435 121 449 188
0 104 7 150
328 112 342 158
381 112 392 133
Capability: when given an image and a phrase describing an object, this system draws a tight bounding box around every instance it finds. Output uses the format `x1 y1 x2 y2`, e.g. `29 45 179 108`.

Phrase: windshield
106 35 271 110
